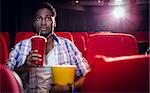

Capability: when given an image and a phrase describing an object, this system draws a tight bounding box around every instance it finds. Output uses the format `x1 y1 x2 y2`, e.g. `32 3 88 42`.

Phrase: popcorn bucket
51 65 76 85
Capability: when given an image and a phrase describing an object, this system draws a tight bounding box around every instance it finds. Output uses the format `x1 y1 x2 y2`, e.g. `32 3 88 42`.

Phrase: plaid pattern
6 34 90 92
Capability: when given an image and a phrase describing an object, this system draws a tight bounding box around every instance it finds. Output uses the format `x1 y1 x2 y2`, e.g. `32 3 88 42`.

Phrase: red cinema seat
55 32 74 42
73 35 86 57
71 32 88 41
15 32 35 45
87 32 97 36
0 35 9 65
135 31 149 43
0 65 23 93
71 32 88 50
86 32 138 62
134 31 149 54
81 54 150 92
0 32 10 49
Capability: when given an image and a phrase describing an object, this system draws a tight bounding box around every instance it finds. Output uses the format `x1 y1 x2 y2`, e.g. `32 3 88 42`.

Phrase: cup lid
31 35 47 42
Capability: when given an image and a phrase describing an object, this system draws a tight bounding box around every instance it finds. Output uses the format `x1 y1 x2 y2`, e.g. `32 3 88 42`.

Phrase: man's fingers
30 50 38 53
26 53 41 61
25 51 42 67
32 57 42 61
27 62 39 67
50 84 70 92
50 83 55 87
29 50 41 57
31 53 42 58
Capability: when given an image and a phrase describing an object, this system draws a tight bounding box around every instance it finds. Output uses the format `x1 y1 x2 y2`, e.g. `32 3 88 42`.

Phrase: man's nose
41 19 46 25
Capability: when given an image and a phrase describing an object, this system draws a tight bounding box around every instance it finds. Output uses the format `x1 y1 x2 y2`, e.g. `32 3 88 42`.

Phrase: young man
6 2 90 93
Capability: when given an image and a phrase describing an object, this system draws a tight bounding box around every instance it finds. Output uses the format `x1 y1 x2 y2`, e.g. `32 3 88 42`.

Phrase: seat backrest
73 35 86 57
55 32 74 42
71 32 88 50
134 31 149 54
135 31 149 43
71 32 88 41
87 32 97 36
86 32 138 62
0 35 9 65
0 65 23 93
14 32 35 45
81 54 150 92
0 32 10 49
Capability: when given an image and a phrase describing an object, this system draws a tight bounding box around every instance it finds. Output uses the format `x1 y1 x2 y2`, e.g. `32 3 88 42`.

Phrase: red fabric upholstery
73 35 86 57
71 32 88 41
0 65 22 93
0 32 10 49
71 32 88 51
55 32 74 42
87 32 97 36
86 33 138 62
15 32 35 45
0 35 9 65
135 31 149 43
81 54 150 92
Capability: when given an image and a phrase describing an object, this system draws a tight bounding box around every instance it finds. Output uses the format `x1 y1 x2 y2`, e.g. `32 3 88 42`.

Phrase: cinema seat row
0 31 149 92
81 54 150 92
0 31 149 64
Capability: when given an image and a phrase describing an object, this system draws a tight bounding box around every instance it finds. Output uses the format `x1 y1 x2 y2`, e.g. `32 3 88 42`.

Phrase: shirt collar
53 33 61 46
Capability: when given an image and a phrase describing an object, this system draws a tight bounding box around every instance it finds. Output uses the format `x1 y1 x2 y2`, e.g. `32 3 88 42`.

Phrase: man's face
33 8 55 37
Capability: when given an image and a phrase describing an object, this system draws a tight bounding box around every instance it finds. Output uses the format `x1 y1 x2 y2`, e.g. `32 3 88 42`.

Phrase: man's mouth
40 28 47 31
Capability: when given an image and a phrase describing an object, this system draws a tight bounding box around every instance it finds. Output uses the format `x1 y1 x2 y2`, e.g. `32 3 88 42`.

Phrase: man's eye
35 17 41 21
46 17 52 21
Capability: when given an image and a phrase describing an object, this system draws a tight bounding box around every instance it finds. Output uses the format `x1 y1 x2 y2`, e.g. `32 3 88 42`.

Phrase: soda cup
31 36 47 66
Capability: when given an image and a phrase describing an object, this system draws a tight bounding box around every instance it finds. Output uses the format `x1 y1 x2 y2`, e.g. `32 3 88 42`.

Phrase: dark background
1 0 149 32
0 0 149 53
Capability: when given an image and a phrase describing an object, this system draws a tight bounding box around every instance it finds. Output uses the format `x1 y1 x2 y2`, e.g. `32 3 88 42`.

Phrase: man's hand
25 50 42 67
14 50 42 74
49 83 71 93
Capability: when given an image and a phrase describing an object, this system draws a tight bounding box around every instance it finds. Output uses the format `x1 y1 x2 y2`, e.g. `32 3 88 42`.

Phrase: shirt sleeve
66 40 91 77
6 40 31 70
6 46 19 70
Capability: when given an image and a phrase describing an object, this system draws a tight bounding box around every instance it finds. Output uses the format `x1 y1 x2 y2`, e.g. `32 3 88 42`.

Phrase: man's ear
52 17 56 27
54 21 56 27
33 22 35 28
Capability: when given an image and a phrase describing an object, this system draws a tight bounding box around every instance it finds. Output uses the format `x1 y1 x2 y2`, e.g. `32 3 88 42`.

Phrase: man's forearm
14 64 30 74
73 76 86 90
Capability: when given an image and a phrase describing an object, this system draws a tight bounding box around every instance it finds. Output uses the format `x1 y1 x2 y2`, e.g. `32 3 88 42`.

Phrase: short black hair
32 2 56 17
